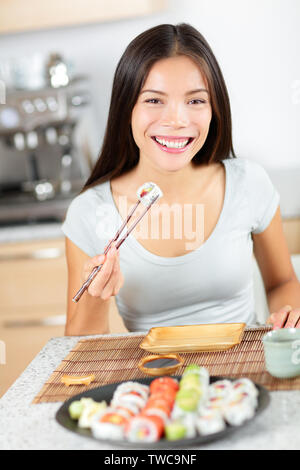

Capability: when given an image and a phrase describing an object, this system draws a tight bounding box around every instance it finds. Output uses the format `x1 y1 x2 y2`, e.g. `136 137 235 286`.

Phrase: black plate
55 376 270 448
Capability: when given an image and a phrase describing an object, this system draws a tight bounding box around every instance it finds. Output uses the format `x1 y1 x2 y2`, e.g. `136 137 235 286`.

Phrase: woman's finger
87 245 117 297
83 253 106 275
101 251 123 300
284 308 300 328
267 305 292 329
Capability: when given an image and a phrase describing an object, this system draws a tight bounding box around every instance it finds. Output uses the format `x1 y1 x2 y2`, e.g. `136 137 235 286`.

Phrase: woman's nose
161 103 189 128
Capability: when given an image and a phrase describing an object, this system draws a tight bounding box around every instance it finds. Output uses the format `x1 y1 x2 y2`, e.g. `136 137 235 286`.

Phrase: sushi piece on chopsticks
137 182 163 206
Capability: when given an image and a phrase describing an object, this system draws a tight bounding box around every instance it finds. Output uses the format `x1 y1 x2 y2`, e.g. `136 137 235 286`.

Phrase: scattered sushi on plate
65 365 262 444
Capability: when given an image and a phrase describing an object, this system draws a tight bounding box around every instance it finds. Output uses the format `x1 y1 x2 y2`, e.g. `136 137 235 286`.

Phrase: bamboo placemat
33 326 300 404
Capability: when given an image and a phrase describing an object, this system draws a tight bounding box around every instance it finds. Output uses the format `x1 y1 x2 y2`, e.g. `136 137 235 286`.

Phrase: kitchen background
0 0 299 397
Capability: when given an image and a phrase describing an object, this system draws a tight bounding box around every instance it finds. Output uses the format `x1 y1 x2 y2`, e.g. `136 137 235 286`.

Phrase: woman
62 23 300 336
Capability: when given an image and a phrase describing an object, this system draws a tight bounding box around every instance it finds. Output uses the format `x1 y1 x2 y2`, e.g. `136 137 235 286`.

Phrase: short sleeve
245 159 280 234
61 190 98 257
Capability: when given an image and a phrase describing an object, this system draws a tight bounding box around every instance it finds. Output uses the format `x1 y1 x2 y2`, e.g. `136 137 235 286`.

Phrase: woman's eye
188 99 206 105
145 98 161 104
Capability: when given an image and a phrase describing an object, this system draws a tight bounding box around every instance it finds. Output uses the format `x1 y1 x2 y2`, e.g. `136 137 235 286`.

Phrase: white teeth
154 137 189 148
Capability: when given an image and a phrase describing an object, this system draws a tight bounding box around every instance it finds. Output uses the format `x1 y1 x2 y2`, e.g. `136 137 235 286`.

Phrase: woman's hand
267 304 300 329
81 242 124 301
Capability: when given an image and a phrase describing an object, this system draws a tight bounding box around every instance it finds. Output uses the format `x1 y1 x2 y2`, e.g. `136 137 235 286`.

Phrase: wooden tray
139 323 246 353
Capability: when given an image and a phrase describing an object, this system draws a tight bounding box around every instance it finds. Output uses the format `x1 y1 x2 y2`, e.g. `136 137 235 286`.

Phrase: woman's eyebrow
140 88 209 95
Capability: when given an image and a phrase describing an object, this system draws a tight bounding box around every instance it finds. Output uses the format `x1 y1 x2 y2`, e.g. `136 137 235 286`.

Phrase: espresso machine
0 53 92 225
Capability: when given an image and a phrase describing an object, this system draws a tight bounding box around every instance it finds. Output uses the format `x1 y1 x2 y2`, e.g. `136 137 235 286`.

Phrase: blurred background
0 0 299 396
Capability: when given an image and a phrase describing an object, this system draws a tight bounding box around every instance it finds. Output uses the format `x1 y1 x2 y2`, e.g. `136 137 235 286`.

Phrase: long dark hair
82 23 236 191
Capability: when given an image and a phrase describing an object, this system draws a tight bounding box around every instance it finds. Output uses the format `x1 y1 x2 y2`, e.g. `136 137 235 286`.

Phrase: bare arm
252 206 300 328
64 237 124 336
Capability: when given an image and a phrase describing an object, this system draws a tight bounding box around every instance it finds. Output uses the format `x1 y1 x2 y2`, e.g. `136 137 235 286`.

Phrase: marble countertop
0 332 300 450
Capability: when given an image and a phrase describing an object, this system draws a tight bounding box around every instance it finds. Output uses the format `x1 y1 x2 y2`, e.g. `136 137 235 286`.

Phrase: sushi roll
91 421 125 440
183 365 209 388
175 388 200 413
111 391 147 410
148 391 176 407
231 378 258 398
126 414 164 442
142 407 169 424
198 398 224 416
68 398 92 420
208 380 232 399
68 397 107 428
149 377 179 394
91 408 128 440
113 382 149 401
165 420 187 441
196 410 226 435
114 403 140 419
137 182 163 206
178 413 197 438
78 399 107 429
223 395 255 426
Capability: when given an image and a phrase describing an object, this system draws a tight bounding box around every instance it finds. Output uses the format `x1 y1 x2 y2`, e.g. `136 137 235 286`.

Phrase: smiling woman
83 23 235 189
61 23 300 336
131 55 213 173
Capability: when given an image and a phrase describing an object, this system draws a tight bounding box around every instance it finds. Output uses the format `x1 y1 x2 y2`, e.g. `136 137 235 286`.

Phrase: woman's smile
151 136 195 153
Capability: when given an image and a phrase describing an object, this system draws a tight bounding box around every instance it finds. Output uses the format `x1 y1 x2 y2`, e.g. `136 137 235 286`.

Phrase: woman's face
131 55 212 173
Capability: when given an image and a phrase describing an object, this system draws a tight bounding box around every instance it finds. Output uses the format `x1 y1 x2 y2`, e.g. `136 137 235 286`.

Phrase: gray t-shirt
61 157 280 331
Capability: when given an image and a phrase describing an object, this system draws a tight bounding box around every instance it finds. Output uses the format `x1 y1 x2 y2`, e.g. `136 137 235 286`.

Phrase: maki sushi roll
183 365 209 388
91 408 129 440
68 397 107 429
111 391 147 410
78 399 107 429
165 414 197 440
196 409 226 435
142 376 177 424
208 380 232 399
165 420 188 441
149 377 179 394
232 378 258 398
172 365 209 419
174 388 200 413
112 381 149 410
126 414 164 442
198 396 225 415
223 394 256 426
113 381 149 401
137 182 163 206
